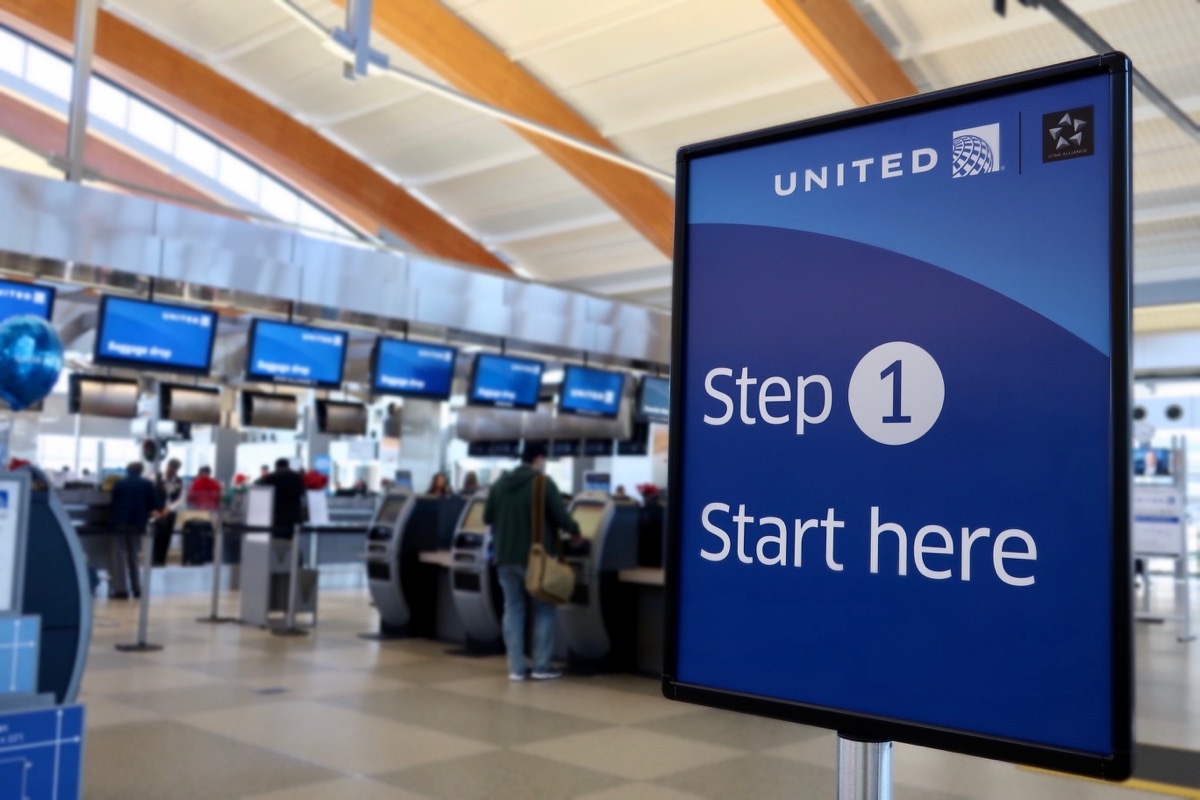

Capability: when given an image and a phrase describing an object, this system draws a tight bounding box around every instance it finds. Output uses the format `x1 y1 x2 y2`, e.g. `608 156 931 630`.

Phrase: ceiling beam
0 0 508 271
763 0 917 105
348 0 675 258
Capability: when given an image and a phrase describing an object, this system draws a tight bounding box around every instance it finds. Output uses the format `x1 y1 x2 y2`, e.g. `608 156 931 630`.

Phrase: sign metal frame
663 54 1133 780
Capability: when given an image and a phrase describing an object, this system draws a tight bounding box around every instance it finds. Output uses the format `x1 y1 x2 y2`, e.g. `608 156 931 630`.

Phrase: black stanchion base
195 616 240 624
270 625 310 637
115 642 164 653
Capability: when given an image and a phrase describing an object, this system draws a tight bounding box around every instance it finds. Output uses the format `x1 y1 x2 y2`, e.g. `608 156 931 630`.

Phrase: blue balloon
0 315 64 412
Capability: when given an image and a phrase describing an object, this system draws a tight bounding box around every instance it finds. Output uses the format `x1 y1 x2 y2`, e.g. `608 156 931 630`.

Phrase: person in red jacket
186 466 222 510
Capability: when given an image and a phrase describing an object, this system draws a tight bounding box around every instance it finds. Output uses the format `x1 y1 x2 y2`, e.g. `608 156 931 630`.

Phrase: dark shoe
108 592 130 600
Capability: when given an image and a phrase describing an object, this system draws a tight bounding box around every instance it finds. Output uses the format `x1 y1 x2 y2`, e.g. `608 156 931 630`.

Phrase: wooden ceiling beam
763 0 917 105
352 0 675 258
0 0 508 271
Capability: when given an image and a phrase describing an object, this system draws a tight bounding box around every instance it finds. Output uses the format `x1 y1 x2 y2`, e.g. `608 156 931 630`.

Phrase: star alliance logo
1042 107 1094 162
951 123 1001 178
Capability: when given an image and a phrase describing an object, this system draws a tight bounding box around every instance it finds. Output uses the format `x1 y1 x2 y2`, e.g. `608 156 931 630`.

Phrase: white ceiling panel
500 221 668 282
414 156 599 224
511 0 781 94
86 0 1200 311
106 0 291 61
561 26 832 136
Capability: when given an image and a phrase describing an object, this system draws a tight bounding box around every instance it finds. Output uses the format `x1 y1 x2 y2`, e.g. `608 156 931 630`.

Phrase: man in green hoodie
484 442 581 681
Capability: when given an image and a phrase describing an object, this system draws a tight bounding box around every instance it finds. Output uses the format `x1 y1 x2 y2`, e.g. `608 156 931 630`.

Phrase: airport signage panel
0 704 84 799
468 354 544 410
0 279 54 323
665 56 1132 779
246 319 346 389
94 296 218 375
371 338 457 400
559 365 624 418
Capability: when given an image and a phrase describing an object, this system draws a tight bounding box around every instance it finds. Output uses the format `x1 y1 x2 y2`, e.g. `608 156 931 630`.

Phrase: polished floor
79 579 1199 799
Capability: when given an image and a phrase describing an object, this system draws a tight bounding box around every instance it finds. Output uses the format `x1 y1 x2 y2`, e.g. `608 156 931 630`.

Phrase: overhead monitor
68 375 139 418
468 353 544 410
240 391 298 430
558 365 625 418
371 338 457 400
637 376 670 424
245 318 347 389
315 399 368 436
93 295 218 375
0 279 54 323
159 383 221 426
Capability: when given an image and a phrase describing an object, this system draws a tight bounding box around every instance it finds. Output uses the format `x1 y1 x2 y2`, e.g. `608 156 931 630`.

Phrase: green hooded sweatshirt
484 465 580 566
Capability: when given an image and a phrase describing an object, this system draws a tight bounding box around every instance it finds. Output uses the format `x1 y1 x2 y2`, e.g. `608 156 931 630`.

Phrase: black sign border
663 53 1133 781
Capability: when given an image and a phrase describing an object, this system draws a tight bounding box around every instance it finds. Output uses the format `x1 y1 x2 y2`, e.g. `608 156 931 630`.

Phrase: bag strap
531 474 546 547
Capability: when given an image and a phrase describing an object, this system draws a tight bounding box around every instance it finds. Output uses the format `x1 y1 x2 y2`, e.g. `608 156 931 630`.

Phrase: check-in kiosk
363 489 464 638
448 493 504 653
558 491 639 668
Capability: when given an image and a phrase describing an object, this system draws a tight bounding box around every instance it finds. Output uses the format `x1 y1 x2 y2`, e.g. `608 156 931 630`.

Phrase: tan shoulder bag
525 474 576 604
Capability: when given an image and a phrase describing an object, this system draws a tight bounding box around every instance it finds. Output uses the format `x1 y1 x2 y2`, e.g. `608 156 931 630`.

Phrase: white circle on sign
848 342 945 446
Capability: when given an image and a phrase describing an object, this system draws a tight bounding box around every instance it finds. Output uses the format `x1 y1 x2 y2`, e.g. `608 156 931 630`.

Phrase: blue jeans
496 564 557 675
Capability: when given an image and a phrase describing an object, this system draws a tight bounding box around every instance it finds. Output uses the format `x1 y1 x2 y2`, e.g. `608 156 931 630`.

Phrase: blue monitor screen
246 319 347 388
94 296 217 375
0 280 54 322
637 376 670 423
468 354 544 410
559 365 625 418
372 338 457 400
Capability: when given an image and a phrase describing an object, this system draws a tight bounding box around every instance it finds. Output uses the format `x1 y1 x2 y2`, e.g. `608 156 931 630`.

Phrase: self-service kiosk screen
572 504 606 540
376 495 408 528
462 501 487 532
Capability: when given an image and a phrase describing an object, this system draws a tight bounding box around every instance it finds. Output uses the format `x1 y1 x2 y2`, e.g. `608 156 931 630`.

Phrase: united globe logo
950 123 1001 178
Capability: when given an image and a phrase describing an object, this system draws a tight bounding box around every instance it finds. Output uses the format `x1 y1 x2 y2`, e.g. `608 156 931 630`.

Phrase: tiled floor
78 581 1198 799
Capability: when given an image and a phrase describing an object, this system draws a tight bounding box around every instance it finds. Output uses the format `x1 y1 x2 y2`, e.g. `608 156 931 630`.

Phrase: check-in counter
363 490 464 638
447 493 504 653
558 492 640 670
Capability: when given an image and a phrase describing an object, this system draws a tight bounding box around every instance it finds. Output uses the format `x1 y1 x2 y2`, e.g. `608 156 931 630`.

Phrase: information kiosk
363 489 464 638
448 493 503 652
558 491 639 668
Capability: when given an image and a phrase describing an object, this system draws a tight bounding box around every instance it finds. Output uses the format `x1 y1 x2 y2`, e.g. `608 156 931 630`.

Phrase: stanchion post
197 511 237 624
116 519 163 652
837 736 892 800
272 522 307 637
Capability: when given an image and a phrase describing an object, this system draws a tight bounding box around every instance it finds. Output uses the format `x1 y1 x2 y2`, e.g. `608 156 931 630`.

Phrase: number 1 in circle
880 359 912 424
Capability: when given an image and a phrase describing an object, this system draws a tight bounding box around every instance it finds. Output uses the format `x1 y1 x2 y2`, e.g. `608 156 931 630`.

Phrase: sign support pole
197 511 237 624
118 381 163 653
115 519 163 652
837 736 892 800
272 522 307 637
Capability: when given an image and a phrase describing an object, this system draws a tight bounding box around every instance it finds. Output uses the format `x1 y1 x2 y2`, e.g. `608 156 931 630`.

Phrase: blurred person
426 472 451 498
258 458 305 539
187 466 222 511
460 471 480 496
484 443 581 682
108 462 160 599
152 458 184 566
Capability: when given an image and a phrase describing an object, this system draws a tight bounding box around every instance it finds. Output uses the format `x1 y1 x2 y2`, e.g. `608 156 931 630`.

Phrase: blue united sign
664 55 1132 778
